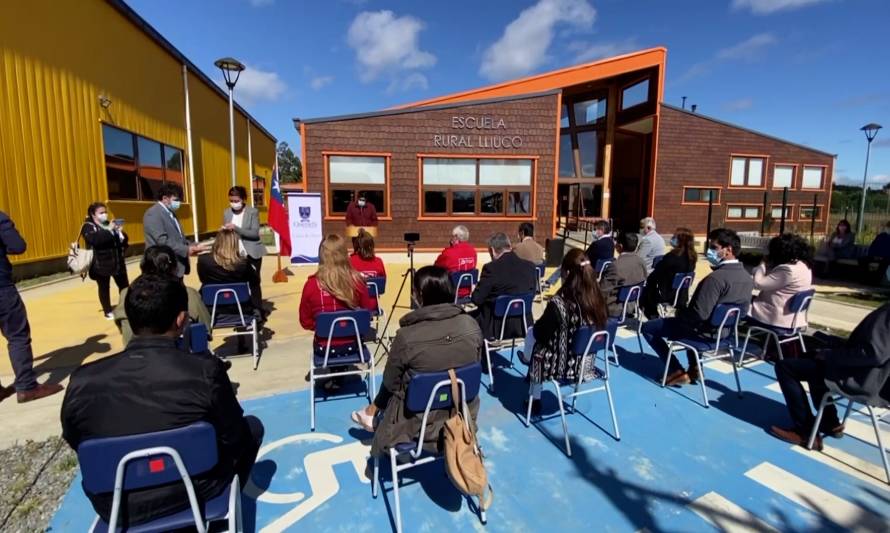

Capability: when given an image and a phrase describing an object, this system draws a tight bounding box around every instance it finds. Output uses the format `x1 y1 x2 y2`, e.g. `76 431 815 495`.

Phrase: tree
277 141 302 183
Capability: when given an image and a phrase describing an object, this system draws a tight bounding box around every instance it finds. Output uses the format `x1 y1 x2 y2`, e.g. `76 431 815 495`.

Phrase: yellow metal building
0 0 277 276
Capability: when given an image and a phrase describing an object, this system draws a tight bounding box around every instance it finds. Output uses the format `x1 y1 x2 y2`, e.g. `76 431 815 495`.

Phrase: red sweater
345 201 378 227
349 253 386 309
434 241 478 296
299 275 375 346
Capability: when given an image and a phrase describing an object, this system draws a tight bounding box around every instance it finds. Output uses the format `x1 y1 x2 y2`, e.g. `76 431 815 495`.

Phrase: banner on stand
286 193 323 265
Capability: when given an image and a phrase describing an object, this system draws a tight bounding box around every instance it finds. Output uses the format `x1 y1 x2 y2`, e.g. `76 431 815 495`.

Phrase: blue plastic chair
662 303 744 408
739 288 815 366
450 269 479 306
613 283 645 365
77 422 241 533
372 363 485 533
310 310 376 431
200 283 259 370
524 322 620 456
652 255 665 269
658 272 695 317
534 263 546 300
365 277 387 322
176 322 209 354
483 292 534 391
595 258 612 282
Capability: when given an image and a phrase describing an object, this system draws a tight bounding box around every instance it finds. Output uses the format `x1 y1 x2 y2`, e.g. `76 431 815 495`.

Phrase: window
560 104 569 128
802 166 825 189
421 157 534 217
252 177 266 207
683 187 720 205
558 134 575 177
773 165 795 189
770 205 793 220
573 97 606 126
621 79 650 110
799 205 823 221
327 155 388 216
726 205 761 220
102 124 186 201
577 131 604 177
729 156 765 187
560 92 608 179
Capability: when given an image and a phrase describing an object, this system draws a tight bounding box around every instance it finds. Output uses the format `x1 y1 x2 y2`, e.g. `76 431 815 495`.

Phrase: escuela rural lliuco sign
433 116 523 149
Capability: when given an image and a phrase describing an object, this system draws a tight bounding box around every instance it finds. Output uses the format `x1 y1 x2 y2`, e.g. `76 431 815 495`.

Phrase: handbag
443 369 493 511
67 225 93 279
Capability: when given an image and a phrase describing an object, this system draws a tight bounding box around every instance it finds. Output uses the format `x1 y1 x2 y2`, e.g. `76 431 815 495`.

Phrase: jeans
247 256 264 314
95 270 130 315
0 285 37 391
775 358 839 435
640 317 699 374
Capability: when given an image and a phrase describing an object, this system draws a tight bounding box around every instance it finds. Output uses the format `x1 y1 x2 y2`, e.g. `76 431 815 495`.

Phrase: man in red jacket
434 225 477 297
345 192 378 228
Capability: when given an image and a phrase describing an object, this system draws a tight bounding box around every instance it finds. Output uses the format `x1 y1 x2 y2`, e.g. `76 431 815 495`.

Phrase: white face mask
97 213 108 223
230 201 243 211
357 200 366 207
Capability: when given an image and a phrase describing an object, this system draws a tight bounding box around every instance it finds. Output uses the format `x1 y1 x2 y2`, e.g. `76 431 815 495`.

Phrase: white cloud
732 0 832 15
568 38 640 63
723 97 754 111
386 72 428 93
479 0 596 81
870 174 890 186
248 0 274 6
310 75 334 90
225 65 287 104
347 10 436 83
677 33 776 84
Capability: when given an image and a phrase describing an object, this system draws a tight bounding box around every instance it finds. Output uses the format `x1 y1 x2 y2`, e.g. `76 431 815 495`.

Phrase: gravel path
0 437 76 533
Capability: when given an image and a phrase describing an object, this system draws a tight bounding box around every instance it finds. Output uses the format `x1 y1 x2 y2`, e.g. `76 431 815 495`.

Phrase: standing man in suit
0 211 64 403
143 184 205 277
223 185 265 315
585 220 615 264
636 216 666 274
513 222 545 265
471 232 537 340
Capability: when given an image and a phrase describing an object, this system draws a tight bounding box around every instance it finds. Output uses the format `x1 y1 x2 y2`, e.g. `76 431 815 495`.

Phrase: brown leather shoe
0 385 14 404
17 383 64 403
665 369 690 386
770 425 823 451
686 365 701 383
821 423 845 438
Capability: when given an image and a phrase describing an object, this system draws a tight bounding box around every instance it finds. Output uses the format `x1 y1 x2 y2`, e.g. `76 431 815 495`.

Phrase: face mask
169 199 181 211
670 236 679 248
357 200 366 207
97 213 108 223
450 237 458 246
706 248 722 267
230 201 243 211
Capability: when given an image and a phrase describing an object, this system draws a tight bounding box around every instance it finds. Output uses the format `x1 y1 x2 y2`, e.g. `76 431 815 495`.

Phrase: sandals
351 409 376 432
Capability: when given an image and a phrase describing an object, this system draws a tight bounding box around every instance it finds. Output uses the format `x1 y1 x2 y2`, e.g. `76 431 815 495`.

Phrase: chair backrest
788 289 816 330
183 322 209 354
670 272 694 307
709 303 743 347
493 293 534 317
617 283 643 304
200 283 251 308
450 269 479 294
535 264 546 279
595 258 612 276
366 276 386 299
78 422 217 494
571 324 613 357
315 310 371 343
404 363 482 454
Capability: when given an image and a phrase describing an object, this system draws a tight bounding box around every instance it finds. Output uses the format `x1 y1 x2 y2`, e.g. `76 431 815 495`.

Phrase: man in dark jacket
0 211 64 403
345 192 379 228
61 274 263 526
600 231 648 317
771 303 890 449
471 232 537 340
641 228 753 386
585 219 615 265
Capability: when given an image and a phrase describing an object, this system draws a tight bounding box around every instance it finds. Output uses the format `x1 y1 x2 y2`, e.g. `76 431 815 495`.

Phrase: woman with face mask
640 228 697 319
81 202 129 319
223 186 266 317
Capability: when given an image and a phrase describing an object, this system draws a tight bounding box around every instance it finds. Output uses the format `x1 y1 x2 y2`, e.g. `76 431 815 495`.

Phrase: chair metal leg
842 399 854 424
372 456 379 498
730 349 743 397
807 393 832 449
604 378 621 441
773 333 784 361
484 340 495 392
524 393 534 426
368 351 377 405
690 349 709 408
252 322 259 370
798 332 807 354
661 344 675 387
866 406 890 484
510 339 516 367
552 380 572 457
309 367 316 432
391 450 403 533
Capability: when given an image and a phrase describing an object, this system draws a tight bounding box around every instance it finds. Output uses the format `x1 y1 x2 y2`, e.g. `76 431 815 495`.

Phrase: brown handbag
443 368 493 510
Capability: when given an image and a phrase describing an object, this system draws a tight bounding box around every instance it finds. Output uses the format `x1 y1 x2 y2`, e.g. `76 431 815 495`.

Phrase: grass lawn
819 290 890 309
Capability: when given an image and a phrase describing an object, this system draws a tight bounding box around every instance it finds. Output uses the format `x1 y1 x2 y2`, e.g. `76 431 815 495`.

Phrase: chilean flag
268 159 291 257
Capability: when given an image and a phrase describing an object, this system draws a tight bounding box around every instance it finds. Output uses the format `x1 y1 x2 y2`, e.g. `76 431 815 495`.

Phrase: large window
682 187 720 205
252 177 266 207
726 205 761 220
621 79 650 111
102 124 185 201
421 157 533 217
729 156 765 187
770 205 793 220
559 92 608 180
772 165 795 189
327 154 388 216
802 165 825 189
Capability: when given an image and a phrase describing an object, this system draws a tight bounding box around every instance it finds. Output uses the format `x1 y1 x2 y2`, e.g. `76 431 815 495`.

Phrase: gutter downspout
183 64 200 241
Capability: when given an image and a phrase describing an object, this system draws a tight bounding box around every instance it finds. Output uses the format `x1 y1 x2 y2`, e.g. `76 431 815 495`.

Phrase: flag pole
272 147 288 283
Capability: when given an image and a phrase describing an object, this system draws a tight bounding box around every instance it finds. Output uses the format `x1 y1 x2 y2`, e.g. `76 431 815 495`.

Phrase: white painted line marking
745 462 889 531
690 491 779 532
791 444 890 490
844 418 890 449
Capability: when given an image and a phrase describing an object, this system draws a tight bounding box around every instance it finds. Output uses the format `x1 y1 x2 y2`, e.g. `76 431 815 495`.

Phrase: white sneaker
350 409 376 432
105 312 115 321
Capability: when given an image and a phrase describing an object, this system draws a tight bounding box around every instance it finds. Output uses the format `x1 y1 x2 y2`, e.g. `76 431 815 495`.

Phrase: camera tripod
373 240 417 363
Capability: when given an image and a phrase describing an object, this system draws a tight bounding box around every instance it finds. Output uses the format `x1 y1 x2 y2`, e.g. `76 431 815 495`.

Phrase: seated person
637 217 667 275
749 233 813 331
860 221 890 284
819 219 856 277
434 225 478 298
61 275 263 527
770 303 890 449
198 229 262 316
599 231 648 317
349 229 386 310
349 266 483 457
641 228 754 386
513 222 545 265
114 245 211 346
585 219 615 265
299 234 375 353
470 232 537 341
525 249 608 413
641 228 697 319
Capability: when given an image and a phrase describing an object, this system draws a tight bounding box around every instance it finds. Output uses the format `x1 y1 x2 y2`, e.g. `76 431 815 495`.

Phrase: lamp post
215 57 245 188
856 123 882 237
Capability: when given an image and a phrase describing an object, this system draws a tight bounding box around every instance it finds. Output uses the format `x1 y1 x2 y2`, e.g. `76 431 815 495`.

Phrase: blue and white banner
287 193 323 265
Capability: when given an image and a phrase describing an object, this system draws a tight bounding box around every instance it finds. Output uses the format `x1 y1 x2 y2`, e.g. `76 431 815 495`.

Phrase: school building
296 47 834 250
0 0 277 277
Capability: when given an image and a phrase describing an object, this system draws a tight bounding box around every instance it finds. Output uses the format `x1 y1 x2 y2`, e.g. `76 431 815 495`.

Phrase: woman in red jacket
300 234 375 352
349 229 386 310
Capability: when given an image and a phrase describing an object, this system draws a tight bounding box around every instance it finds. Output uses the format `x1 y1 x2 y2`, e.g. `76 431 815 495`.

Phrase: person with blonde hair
300 234 375 352
350 229 386 311
197 229 262 314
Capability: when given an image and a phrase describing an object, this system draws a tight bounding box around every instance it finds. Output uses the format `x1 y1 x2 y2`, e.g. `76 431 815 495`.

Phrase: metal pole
857 139 873 236
780 186 788 235
810 193 817 243
704 193 713 255
182 64 199 242
761 190 769 235
227 86 237 187
247 118 254 207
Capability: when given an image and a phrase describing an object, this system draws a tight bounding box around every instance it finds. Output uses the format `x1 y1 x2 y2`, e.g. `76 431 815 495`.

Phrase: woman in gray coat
223 186 265 316
350 266 483 457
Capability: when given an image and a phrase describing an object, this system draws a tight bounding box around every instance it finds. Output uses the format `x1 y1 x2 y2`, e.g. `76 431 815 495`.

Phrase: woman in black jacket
197 229 262 315
81 202 129 319
640 227 697 319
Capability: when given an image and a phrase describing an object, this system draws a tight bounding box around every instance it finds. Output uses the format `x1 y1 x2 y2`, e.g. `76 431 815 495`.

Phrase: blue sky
128 0 890 187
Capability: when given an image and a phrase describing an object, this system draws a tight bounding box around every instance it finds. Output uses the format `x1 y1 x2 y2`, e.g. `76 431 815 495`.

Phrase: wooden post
761 190 769 235
780 187 788 235
704 193 714 255
810 193 817 243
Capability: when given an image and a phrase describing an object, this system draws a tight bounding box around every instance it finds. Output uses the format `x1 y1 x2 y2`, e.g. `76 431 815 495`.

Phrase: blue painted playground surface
51 336 890 532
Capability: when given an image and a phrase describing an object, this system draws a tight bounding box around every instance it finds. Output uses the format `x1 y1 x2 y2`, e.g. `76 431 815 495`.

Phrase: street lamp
215 57 246 187
856 122 882 236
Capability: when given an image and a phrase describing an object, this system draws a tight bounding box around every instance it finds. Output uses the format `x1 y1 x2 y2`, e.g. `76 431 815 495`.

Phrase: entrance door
609 131 650 230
